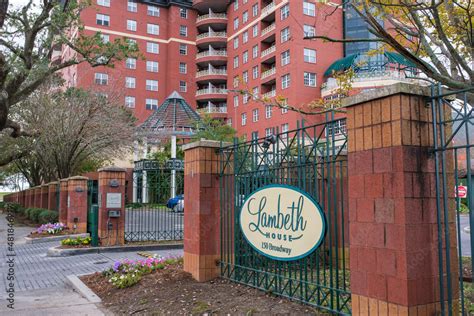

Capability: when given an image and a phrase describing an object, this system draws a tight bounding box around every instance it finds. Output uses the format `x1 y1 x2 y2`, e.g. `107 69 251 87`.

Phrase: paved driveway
0 213 183 315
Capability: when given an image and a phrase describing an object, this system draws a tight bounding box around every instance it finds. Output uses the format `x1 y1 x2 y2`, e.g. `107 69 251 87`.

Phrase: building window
233 37 239 49
126 58 136 69
97 0 110 7
146 98 158 110
126 38 137 45
243 93 249 104
94 73 108 85
252 24 258 37
265 105 272 118
147 5 160 16
304 25 316 37
234 0 239 11
304 72 317 87
146 60 159 72
179 44 187 55
281 74 290 89
125 96 135 108
252 45 259 58
180 8 188 18
253 109 259 122
146 42 159 54
243 51 248 64
265 128 272 137
281 27 290 43
179 81 187 92
304 48 317 63
281 99 288 114
147 24 159 35
234 17 239 30
281 50 290 66
179 25 188 37
233 56 239 69
179 62 187 74
252 3 258 16
252 87 259 99
234 95 239 107
282 123 289 133
96 14 110 26
227 118 232 126
100 34 109 43
281 4 289 20
252 66 259 79
327 119 347 137
303 1 316 16
243 11 248 23
146 79 158 91
233 76 239 88
242 71 248 83
241 113 247 126
125 76 136 88
243 31 248 43
127 0 137 12
127 20 137 31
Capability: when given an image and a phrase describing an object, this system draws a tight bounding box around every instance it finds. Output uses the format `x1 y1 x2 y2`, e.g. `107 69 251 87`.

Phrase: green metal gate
219 113 351 314
87 180 99 247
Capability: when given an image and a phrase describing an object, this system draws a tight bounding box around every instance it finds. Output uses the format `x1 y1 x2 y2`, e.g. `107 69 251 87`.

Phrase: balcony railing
196 88 228 96
197 12 227 23
196 69 227 78
196 49 227 59
261 2 276 18
261 46 276 58
198 106 228 114
261 67 276 79
261 23 276 37
262 90 276 99
197 31 227 40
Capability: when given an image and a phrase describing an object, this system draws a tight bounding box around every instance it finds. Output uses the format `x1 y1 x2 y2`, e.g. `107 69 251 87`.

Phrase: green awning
384 52 417 68
324 54 359 77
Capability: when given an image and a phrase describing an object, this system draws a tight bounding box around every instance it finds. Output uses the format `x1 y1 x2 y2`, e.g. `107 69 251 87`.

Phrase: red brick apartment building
60 0 345 139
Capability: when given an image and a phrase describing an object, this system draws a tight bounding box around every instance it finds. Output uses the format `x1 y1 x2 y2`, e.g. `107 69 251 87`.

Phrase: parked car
166 195 184 212
174 199 184 213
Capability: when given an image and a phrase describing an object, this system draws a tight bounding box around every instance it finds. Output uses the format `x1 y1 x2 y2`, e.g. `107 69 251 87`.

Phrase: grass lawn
0 192 9 202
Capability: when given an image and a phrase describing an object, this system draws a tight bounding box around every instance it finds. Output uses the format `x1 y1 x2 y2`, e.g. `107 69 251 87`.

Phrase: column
66 176 88 233
47 182 57 211
41 184 49 209
59 179 68 224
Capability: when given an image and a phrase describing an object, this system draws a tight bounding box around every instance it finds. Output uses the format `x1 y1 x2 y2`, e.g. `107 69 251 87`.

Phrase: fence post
47 182 57 211
59 179 68 224
98 167 126 246
41 184 49 209
34 186 41 208
66 176 88 233
182 140 224 282
345 83 458 314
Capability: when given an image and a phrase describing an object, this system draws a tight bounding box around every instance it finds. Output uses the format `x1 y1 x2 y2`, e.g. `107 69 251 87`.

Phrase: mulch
81 265 326 315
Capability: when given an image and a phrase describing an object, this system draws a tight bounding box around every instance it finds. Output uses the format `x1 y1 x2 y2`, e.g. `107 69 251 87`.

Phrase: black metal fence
219 113 351 314
431 84 474 315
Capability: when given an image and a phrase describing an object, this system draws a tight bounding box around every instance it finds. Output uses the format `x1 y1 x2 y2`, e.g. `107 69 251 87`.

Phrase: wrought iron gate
431 84 474 315
87 180 99 246
219 113 351 314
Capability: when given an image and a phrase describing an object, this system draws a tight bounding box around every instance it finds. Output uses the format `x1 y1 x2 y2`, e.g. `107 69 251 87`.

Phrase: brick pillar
67 176 88 233
346 85 458 314
47 182 57 211
98 167 126 246
41 185 48 209
25 189 31 208
34 186 41 208
182 140 224 282
59 179 68 224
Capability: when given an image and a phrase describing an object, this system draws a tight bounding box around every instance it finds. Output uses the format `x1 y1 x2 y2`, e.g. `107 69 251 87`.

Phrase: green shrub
5 203 23 214
61 236 91 246
0 201 5 210
28 208 45 223
38 210 59 224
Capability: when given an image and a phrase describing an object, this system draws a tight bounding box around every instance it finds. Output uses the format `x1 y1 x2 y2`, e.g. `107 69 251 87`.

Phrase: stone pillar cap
182 139 232 151
98 166 126 172
68 176 89 180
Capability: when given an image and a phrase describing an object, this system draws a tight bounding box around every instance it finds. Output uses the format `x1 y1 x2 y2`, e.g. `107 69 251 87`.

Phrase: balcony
196 12 227 27
261 2 276 18
262 90 276 99
197 31 227 40
196 69 227 78
197 105 228 114
261 23 276 37
196 31 227 47
261 67 276 80
261 46 276 58
196 49 227 59
196 88 228 101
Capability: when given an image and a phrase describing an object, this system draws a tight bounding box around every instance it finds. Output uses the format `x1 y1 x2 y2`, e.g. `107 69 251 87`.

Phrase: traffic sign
456 186 468 198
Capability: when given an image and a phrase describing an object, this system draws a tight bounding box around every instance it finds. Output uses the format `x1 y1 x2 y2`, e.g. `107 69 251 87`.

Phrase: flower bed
60 236 92 248
102 256 182 289
28 222 69 238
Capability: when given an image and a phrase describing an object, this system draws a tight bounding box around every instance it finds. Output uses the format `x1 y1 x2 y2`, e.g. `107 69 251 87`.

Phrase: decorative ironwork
219 112 350 314
134 159 184 172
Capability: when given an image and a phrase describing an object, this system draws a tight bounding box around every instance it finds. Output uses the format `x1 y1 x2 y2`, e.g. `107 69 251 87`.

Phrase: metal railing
196 88 228 96
196 49 228 59
197 106 228 114
261 23 276 37
261 67 276 79
197 31 227 40
261 45 276 58
197 12 227 22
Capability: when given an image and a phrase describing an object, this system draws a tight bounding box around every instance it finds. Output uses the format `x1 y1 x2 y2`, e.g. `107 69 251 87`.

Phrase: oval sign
240 184 326 261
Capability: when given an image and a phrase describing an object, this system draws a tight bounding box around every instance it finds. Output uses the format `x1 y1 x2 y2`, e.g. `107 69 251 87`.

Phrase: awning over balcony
324 52 418 77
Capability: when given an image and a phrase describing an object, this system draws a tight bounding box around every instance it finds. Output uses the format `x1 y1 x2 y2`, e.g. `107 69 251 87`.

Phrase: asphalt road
459 214 472 257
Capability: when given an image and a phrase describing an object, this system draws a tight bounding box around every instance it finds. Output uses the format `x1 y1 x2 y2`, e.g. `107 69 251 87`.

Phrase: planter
47 242 183 257
25 233 90 244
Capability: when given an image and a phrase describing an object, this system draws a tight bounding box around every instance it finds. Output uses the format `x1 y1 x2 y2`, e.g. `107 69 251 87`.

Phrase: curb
25 233 90 244
66 274 102 303
47 243 183 257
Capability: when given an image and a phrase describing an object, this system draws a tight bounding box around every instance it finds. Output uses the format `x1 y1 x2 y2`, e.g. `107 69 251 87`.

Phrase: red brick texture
59 179 68 224
66 176 88 233
347 93 458 314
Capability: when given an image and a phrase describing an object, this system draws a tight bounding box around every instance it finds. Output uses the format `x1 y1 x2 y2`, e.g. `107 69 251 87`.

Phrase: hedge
38 210 59 224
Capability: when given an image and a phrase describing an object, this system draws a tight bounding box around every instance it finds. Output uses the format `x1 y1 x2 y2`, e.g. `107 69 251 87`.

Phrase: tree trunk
0 0 8 28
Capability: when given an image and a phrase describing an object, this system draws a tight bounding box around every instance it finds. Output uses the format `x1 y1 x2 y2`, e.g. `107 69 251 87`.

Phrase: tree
0 0 138 164
193 115 237 142
307 1 473 93
1 82 136 186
